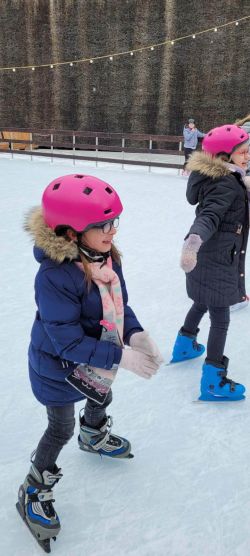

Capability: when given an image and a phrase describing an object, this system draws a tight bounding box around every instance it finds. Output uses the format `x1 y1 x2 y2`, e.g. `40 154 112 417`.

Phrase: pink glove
120 348 159 379
129 331 164 365
180 234 203 273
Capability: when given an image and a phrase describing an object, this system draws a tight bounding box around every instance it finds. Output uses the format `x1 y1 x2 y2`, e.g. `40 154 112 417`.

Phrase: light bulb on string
214 27 217 32
130 51 134 56
109 56 113 61
50 64 54 69
89 59 93 64
12 68 16 72
235 21 239 26
150 46 154 51
69 62 73 66
171 41 174 45
31 67 35 71
192 34 196 39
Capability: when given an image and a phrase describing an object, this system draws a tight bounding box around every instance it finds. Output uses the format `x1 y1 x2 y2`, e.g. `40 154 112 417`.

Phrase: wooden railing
0 127 184 169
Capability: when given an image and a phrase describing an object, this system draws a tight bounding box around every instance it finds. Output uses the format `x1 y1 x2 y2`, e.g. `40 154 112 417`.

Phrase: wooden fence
0 128 184 169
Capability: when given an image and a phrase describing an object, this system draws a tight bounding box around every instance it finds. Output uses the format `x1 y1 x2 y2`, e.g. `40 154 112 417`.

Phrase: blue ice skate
171 327 205 363
199 356 245 402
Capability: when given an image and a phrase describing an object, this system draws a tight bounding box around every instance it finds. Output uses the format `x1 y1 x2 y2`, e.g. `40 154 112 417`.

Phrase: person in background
16 174 163 552
171 125 250 402
182 118 205 176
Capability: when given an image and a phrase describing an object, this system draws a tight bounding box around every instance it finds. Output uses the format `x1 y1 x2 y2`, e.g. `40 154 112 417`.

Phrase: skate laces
192 339 202 352
40 496 56 519
218 370 236 392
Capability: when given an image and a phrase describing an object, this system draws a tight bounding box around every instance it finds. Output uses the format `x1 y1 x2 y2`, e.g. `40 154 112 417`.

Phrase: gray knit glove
180 234 203 273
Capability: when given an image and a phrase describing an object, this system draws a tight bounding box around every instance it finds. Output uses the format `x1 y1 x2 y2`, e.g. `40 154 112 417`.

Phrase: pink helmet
42 174 123 231
202 124 249 156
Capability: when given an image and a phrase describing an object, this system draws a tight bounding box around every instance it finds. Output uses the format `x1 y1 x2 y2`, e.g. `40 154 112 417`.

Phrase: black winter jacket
185 152 249 307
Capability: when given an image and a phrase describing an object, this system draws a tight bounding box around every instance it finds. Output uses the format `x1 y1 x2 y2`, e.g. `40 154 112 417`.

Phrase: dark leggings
183 302 230 361
33 390 112 473
183 147 195 169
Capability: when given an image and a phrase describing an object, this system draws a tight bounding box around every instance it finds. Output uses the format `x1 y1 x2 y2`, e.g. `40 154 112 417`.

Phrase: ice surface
1 155 250 556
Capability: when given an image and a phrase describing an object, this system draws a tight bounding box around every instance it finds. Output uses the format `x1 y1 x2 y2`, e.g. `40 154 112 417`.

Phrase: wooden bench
2 131 38 150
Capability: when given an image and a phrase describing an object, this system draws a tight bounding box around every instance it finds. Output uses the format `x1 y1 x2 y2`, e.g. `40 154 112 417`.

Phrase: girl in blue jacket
182 118 205 175
17 174 163 552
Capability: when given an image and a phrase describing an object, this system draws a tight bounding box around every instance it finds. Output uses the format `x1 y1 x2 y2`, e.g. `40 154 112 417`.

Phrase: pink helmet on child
42 174 123 231
202 124 249 156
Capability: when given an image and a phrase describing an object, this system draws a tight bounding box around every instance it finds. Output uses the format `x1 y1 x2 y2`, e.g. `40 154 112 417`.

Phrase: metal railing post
95 135 98 166
51 134 53 163
73 133 75 166
122 137 125 169
178 140 183 175
148 138 152 172
30 132 33 161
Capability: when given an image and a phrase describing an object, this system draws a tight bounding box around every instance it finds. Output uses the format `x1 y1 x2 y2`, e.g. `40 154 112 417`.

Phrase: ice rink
1 154 250 556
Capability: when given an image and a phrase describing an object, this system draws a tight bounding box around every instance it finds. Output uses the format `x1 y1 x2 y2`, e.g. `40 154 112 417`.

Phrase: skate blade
193 396 245 403
166 356 202 367
78 440 133 459
16 502 56 553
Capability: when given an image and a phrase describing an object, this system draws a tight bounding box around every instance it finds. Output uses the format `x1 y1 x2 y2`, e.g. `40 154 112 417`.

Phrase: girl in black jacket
171 124 250 402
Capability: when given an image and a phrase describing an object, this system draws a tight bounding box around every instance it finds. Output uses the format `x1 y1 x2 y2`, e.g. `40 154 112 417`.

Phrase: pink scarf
75 256 124 345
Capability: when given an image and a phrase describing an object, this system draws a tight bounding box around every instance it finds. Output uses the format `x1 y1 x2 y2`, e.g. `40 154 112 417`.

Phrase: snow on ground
1 155 250 556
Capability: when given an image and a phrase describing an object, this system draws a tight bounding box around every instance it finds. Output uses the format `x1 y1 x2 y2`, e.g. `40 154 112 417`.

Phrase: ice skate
16 463 62 553
170 327 205 364
198 356 245 402
78 414 133 459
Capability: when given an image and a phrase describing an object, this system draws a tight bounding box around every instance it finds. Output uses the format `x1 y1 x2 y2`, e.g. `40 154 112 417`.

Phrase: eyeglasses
94 217 120 233
234 149 250 157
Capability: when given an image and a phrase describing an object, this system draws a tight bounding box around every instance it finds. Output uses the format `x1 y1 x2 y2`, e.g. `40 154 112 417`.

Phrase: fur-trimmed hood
186 151 245 206
186 151 232 179
24 207 79 263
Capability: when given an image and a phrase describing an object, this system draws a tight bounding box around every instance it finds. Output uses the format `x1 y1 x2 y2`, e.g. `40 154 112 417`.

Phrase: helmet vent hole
83 187 92 195
104 209 112 215
208 132 212 136
53 183 61 190
227 127 231 131
75 174 85 179
105 186 113 194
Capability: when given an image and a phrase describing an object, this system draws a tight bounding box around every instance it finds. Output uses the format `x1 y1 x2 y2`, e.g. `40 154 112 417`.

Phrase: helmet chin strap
78 243 111 264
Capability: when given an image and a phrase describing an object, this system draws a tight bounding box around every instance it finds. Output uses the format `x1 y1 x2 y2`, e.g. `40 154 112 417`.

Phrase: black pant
183 302 230 361
33 390 112 473
183 147 195 169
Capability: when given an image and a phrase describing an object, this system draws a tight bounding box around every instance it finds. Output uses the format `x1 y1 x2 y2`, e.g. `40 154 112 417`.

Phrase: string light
3 14 249 73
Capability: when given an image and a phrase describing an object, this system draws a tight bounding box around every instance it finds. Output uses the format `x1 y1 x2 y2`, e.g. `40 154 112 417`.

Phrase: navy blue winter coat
25 208 143 406
185 152 249 307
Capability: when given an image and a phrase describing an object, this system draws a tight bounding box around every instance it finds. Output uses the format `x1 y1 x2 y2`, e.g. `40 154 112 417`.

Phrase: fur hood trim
186 151 231 179
24 207 79 263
